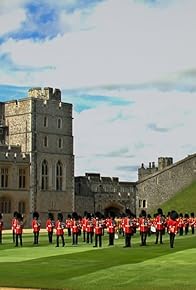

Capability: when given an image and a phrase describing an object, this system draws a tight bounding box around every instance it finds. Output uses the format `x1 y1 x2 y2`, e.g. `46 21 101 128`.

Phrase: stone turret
28 87 61 101
158 157 173 170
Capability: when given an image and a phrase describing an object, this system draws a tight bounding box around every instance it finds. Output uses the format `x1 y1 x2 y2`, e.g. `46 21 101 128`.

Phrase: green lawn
1 231 196 290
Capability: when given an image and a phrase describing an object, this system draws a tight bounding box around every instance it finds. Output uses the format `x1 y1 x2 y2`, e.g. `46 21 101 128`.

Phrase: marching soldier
15 213 23 247
138 210 149 246
11 211 18 243
123 210 134 248
0 213 3 244
65 214 72 237
86 214 94 244
55 213 65 247
32 211 41 245
106 214 116 246
93 215 103 247
184 213 189 235
155 208 165 244
71 212 80 245
167 210 178 248
177 213 184 236
189 212 195 235
46 213 55 244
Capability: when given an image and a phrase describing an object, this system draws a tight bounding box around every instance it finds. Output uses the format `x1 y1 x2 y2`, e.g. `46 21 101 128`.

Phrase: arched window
18 201 25 214
0 199 11 213
58 138 63 149
43 116 48 127
56 161 63 191
41 160 48 190
43 136 48 147
57 118 62 129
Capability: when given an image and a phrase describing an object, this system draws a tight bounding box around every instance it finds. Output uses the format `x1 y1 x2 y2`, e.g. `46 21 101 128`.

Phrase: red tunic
55 220 64 236
123 217 134 234
46 219 54 233
167 218 178 234
32 219 41 233
106 219 116 234
15 220 23 235
139 217 149 233
155 215 165 231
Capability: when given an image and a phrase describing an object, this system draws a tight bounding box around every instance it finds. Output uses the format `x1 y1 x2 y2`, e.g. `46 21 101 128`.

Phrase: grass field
1 230 196 290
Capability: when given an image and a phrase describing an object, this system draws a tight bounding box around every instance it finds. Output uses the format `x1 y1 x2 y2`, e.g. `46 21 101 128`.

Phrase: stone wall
136 154 196 215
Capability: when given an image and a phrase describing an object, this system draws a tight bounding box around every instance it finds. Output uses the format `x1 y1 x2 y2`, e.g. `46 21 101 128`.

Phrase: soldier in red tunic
55 213 65 247
0 213 3 244
167 210 178 248
86 214 94 244
93 213 103 247
65 214 72 237
123 210 134 248
189 212 195 235
177 213 184 236
15 213 23 247
71 212 80 245
155 208 165 244
32 211 41 245
106 214 116 246
11 211 18 243
46 213 55 244
138 210 149 246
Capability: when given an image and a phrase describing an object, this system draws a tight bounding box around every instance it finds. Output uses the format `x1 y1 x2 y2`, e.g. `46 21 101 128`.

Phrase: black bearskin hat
179 213 183 218
184 213 189 218
157 208 163 215
0 213 2 219
33 211 39 219
141 210 147 218
48 212 54 220
170 210 178 221
72 211 78 220
191 212 195 218
57 212 63 221
13 211 18 218
17 212 23 220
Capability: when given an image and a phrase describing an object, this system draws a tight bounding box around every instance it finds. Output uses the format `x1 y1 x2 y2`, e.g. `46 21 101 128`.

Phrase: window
58 138 63 149
19 168 26 189
18 201 25 213
143 200 147 208
43 116 48 127
0 168 8 188
57 118 62 129
43 136 48 147
139 199 147 208
41 160 48 190
0 199 11 213
56 161 63 191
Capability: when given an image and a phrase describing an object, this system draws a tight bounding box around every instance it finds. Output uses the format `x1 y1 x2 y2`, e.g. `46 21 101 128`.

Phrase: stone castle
1 87 196 227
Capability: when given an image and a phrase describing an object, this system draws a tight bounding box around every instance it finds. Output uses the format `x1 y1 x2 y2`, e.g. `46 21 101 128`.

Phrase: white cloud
1 0 196 88
74 88 196 181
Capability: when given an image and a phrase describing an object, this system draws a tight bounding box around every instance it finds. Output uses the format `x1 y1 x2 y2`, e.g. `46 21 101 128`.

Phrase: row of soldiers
0 209 195 248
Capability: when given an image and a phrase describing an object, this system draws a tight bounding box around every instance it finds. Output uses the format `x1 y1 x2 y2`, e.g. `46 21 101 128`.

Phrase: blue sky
0 0 196 181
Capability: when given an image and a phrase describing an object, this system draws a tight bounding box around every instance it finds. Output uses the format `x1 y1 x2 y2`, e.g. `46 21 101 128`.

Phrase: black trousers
83 230 86 242
140 232 147 246
16 234 22 246
179 227 183 236
169 233 175 248
56 234 65 247
33 232 39 244
72 233 78 245
191 226 195 235
48 231 53 243
87 232 93 244
155 230 163 244
109 233 114 245
12 230 15 243
94 234 102 247
67 228 71 237
125 233 132 247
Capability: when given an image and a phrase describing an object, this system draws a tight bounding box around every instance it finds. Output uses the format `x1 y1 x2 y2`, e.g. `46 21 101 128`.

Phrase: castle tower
3 87 74 224
158 157 173 170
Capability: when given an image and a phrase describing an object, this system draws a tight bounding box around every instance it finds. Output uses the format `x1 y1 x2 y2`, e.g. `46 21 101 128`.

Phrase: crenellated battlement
28 87 61 101
138 157 173 180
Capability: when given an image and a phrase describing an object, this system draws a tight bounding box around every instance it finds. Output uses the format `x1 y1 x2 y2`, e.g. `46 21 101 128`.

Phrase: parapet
28 87 61 101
